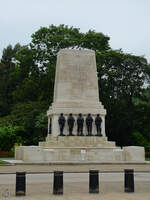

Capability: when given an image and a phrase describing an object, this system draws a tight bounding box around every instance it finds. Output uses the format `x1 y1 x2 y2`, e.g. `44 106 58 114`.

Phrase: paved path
0 164 150 199
0 163 150 172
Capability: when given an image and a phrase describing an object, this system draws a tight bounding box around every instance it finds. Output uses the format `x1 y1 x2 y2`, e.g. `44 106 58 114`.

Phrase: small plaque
81 149 86 161
81 149 86 154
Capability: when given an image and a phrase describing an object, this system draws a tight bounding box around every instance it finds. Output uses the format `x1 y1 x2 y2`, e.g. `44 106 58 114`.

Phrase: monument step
46 135 108 141
39 136 116 148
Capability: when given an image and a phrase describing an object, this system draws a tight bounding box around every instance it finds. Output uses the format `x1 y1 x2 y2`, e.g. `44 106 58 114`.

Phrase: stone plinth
15 146 123 162
15 145 145 163
39 135 116 148
15 137 145 162
15 146 44 162
123 146 145 162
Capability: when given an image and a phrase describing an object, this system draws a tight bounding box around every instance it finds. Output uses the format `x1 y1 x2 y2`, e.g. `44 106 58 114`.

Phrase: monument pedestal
35 135 124 162
39 135 115 148
15 135 145 163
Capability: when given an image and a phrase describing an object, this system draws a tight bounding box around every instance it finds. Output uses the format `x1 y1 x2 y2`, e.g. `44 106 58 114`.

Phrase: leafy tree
132 90 150 141
132 131 150 152
96 50 150 146
0 125 22 151
11 101 48 144
0 44 21 116
30 24 110 65
35 113 48 139
0 101 48 145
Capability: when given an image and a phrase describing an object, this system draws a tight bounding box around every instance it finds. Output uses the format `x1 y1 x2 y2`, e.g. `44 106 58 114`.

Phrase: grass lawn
146 158 150 161
0 160 9 165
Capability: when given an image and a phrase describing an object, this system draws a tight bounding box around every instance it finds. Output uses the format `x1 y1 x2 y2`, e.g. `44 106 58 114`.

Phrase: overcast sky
0 0 150 61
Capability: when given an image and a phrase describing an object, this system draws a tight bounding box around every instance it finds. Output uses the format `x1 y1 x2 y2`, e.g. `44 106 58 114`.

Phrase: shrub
0 125 22 151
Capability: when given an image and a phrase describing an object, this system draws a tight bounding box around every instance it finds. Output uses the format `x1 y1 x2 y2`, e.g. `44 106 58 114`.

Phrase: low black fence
0 169 150 196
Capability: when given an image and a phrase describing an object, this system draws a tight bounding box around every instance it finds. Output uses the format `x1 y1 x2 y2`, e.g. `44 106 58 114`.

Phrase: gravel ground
0 163 150 173
0 164 150 200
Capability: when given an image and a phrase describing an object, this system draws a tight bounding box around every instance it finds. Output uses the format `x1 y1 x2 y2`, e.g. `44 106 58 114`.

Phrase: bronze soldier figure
77 113 84 136
86 113 93 136
95 114 102 136
58 113 66 136
67 113 75 136
48 118 52 134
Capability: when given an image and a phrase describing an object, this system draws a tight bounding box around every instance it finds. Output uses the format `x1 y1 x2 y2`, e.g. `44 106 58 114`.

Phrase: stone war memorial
15 49 145 163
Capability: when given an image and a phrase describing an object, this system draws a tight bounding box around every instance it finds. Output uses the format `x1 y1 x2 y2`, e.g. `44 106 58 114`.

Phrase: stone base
123 146 145 162
15 146 123 162
15 146 145 163
15 136 145 163
39 135 116 148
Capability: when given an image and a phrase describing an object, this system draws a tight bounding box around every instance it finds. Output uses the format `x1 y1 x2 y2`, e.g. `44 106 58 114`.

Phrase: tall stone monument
47 49 106 137
15 48 145 163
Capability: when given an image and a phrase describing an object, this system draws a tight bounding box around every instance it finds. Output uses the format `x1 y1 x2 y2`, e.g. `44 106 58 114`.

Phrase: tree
0 125 22 151
96 50 150 146
30 25 110 66
132 90 150 141
35 113 48 139
10 101 48 144
0 44 21 116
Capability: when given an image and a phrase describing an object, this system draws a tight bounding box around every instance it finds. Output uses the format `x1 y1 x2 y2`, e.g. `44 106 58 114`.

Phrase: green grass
0 160 9 165
146 158 150 161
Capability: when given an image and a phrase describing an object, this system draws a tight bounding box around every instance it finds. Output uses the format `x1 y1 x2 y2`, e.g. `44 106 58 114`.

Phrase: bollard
53 171 63 195
89 169 99 193
124 169 134 192
16 172 26 196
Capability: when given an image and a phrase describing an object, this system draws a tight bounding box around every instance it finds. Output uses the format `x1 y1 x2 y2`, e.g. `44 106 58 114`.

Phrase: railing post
124 169 134 192
53 171 63 195
89 169 99 193
16 172 26 196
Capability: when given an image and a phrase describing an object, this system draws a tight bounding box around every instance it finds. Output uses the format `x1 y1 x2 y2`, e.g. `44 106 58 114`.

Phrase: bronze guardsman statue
77 113 84 136
48 118 52 134
95 114 102 136
67 113 75 136
86 113 93 136
58 113 66 136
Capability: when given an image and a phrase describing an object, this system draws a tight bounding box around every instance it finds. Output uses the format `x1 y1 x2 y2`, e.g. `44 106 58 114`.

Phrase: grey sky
0 0 150 61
